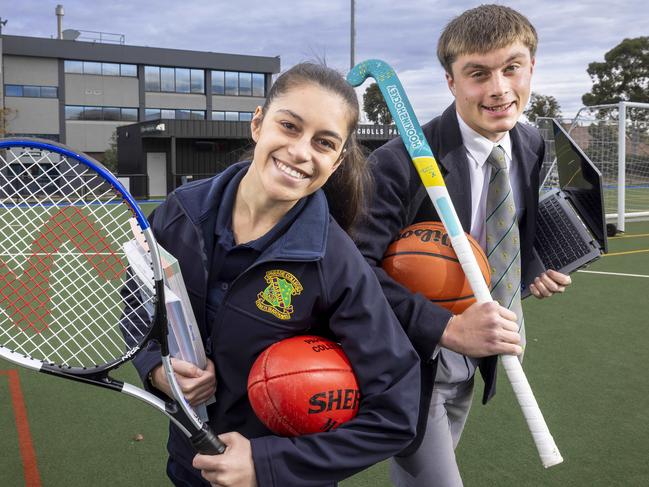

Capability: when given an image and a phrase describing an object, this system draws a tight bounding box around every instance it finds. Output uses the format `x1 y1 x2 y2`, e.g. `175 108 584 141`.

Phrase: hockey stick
347 59 563 468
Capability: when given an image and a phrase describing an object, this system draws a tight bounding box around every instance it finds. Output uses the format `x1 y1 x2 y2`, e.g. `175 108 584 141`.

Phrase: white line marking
578 270 649 278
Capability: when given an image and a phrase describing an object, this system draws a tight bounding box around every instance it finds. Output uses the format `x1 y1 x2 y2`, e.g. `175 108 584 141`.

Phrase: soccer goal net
538 102 649 232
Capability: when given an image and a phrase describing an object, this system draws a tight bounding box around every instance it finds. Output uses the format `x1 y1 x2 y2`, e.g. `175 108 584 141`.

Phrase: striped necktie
485 145 525 360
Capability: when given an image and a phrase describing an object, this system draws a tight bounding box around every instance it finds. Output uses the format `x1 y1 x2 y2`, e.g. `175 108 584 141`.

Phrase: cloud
3 0 647 120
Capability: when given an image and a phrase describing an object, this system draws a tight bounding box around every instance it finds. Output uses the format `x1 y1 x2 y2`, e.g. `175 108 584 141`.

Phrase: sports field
2 217 648 487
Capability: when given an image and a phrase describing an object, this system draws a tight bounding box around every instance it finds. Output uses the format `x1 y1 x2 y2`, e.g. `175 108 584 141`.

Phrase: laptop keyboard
535 198 591 269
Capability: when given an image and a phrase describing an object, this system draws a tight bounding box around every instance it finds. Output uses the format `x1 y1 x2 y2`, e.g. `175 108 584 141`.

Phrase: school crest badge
256 270 303 320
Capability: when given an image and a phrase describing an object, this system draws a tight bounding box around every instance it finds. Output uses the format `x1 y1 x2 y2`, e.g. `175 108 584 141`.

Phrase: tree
363 83 392 124
582 36 649 106
102 130 119 173
0 107 17 136
524 92 562 122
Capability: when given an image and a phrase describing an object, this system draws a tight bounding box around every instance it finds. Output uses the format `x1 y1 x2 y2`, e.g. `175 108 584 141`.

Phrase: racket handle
191 425 227 454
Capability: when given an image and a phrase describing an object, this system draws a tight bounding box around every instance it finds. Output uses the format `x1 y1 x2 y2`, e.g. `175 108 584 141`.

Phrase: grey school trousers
389 370 475 487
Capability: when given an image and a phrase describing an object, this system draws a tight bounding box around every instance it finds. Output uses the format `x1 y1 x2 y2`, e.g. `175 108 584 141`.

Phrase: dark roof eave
2 34 281 73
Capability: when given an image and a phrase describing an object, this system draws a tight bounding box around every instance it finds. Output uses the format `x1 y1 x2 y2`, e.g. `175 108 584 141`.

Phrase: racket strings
0 145 154 368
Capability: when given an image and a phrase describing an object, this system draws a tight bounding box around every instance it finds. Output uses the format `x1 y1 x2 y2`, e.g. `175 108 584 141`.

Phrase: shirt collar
456 112 513 167
213 166 307 252
214 167 245 241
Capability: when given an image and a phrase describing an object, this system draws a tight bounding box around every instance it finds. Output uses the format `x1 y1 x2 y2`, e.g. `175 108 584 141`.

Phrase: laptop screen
552 120 608 252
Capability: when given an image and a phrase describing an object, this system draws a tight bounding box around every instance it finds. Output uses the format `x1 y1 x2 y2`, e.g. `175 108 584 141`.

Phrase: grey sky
2 0 646 120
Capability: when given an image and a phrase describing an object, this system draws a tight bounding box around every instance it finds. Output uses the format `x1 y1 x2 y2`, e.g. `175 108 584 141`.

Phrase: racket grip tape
191 425 227 454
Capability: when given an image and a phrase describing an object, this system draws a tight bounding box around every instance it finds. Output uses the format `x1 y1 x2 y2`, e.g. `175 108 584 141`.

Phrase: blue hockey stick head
347 59 432 160
346 59 396 87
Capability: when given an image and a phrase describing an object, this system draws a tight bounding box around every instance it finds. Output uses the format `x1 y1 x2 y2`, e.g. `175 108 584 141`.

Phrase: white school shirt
432 115 523 363
456 113 523 251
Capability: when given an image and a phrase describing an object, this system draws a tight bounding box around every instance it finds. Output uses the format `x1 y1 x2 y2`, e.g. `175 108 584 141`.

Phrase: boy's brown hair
437 4 538 75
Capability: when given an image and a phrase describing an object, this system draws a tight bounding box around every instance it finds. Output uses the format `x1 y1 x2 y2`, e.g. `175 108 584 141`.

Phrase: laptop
521 119 608 298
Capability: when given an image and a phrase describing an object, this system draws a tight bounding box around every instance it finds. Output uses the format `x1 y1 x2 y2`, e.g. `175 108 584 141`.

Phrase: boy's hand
440 301 522 358
529 270 571 299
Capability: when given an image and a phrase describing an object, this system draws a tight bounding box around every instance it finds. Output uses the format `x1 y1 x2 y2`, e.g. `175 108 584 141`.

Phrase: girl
131 63 420 487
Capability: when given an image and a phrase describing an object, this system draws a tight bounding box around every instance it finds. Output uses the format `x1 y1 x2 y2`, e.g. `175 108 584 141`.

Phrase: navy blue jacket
353 105 544 452
132 162 420 486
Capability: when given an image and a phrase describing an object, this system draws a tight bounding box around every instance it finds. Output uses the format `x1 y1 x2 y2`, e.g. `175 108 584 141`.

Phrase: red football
247 335 360 436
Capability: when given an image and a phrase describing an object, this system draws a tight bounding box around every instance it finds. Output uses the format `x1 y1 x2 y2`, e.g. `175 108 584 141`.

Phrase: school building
0 31 280 151
1 31 395 198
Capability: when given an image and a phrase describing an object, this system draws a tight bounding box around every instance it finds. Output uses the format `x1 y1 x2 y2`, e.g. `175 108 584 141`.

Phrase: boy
354 5 571 486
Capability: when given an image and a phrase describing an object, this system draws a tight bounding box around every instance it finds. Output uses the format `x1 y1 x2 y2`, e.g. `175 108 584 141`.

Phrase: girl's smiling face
248 82 351 205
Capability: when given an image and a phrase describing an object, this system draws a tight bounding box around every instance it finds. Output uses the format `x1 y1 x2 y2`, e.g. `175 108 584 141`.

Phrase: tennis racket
347 60 563 468
0 138 225 455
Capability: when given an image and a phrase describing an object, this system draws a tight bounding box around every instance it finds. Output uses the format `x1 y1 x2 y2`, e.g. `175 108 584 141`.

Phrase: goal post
537 102 649 233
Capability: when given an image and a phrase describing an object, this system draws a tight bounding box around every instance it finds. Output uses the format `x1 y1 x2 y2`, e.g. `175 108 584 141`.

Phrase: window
65 60 139 77
83 106 102 120
175 69 190 94
23 86 40 97
121 108 138 121
225 72 238 96
102 63 120 76
160 67 175 92
211 110 251 121
5 85 58 98
65 105 139 121
190 69 204 94
64 60 83 74
252 73 265 96
83 62 102 75
8 134 59 142
239 73 252 96
145 66 161 91
5 85 23 97
103 107 120 121
145 108 161 121
210 71 266 97
120 64 137 77
40 86 58 98
65 106 84 120
145 66 206 94
211 71 225 95
145 108 205 120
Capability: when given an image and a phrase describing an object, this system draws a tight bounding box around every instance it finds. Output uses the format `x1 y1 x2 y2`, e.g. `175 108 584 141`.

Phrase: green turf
2 217 648 486
0 374 25 483
23 364 170 486
343 221 649 487
602 187 649 215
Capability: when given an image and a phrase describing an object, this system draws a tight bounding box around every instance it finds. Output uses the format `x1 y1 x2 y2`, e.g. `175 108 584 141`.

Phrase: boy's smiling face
446 41 535 142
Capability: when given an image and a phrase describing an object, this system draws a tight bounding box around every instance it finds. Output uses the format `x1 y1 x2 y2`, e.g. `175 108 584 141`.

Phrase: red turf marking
0 207 126 333
0 370 42 487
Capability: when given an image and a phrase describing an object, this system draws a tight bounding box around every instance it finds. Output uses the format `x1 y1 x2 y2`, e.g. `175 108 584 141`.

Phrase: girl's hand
193 432 257 487
150 358 217 406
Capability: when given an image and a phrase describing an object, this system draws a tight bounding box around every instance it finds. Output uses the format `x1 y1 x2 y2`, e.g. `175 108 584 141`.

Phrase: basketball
382 221 491 314
247 335 360 436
